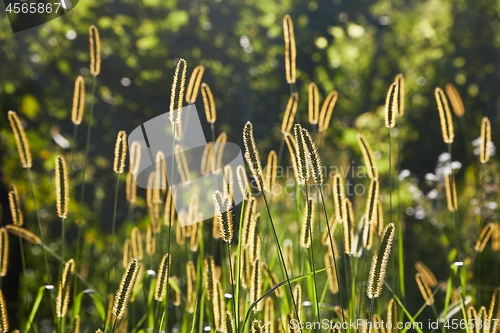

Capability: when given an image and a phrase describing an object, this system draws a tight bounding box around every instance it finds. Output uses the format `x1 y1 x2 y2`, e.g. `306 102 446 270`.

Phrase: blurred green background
1 0 500 328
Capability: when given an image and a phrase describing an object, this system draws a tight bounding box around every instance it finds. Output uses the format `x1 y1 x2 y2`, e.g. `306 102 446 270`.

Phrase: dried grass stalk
6 225 41 245
71 76 86 125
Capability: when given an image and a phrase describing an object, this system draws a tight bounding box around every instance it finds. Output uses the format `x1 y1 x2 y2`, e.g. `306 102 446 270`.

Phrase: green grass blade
25 285 49 333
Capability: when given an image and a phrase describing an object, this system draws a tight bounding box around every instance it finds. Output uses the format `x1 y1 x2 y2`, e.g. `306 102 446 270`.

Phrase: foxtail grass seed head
0 229 8 277
414 261 438 287
308 82 320 125
236 165 251 199
189 222 200 252
186 260 196 313
113 259 139 319
74 315 81 333
223 165 234 199
0 290 8 333
201 143 215 176
367 223 395 299
146 224 156 255
300 198 315 248
242 196 257 246
215 132 227 171
386 298 398 331
333 174 346 223
71 76 86 125
265 150 278 193
250 259 263 311
264 298 275 333
318 90 338 132
55 156 69 219
169 58 188 125
435 87 455 144
480 117 491 164
357 134 378 180
283 14 296 84
8 111 32 168
154 253 171 301
113 131 128 174
281 92 299 135
475 223 494 252
415 273 434 306
252 320 263 333
302 128 324 185
88 25 101 76
56 259 75 318
213 281 225 330
343 198 355 255
363 179 379 247
131 227 143 260
263 263 283 298
186 66 205 104
6 225 41 245
126 173 137 204
225 311 235 333
325 251 339 294
129 141 141 175
174 145 189 184
293 124 310 184
243 122 265 188
8 185 23 227
293 285 303 320
395 74 404 116
376 201 384 236
213 191 233 243
204 255 216 301
444 173 457 212
284 133 301 185
122 240 132 269
445 83 465 117
488 290 500 332
384 82 398 128
201 83 217 124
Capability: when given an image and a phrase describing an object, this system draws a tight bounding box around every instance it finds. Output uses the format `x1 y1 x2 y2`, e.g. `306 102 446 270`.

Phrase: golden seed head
170 276 181 306
283 14 296 84
264 297 275 333
302 128 324 185
488 289 500 332
131 227 143 260
126 172 137 204
174 144 190 183
204 255 216 301
236 165 251 199
213 191 233 243
0 290 9 333
367 223 395 299
122 239 132 269
8 185 23 227
8 111 32 168
376 200 384 236
414 261 438 287
223 165 234 200
252 320 263 333
395 74 405 116
293 124 310 184
55 155 69 219
415 273 434 306
146 224 156 255
214 132 227 171
186 260 197 313
444 173 457 212
480 117 492 164
300 198 315 248
225 311 235 333
0 229 8 277
384 82 398 128
74 315 81 333
56 259 75 317
243 122 265 188
169 58 188 124
213 281 225 330
435 87 455 144
6 225 41 245
475 223 494 252
186 65 205 104
325 251 339 294
113 258 139 319
201 83 217 123
293 285 303 320
265 150 278 193
308 82 320 125
386 298 398 330
284 133 301 185
113 131 128 174
333 174 346 223
129 141 141 176
281 92 298 135
343 198 355 256
154 253 172 301
357 134 378 180
318 90 338 132
363 179 379 249
201 143 215 176
249 259 262 311
89 25 101 76
71 76 86 125
445 83 464 117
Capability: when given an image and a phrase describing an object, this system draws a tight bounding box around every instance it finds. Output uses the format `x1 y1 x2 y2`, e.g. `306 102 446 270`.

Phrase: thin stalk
27 168 51 284
367 299 374 333
61 218 65 265
252 175 302 333
396 124 405 302
305 187 321 326
18 236 29 314
319 187 346 323
69 125 79 171
227 243 238 333
235 199 246 329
